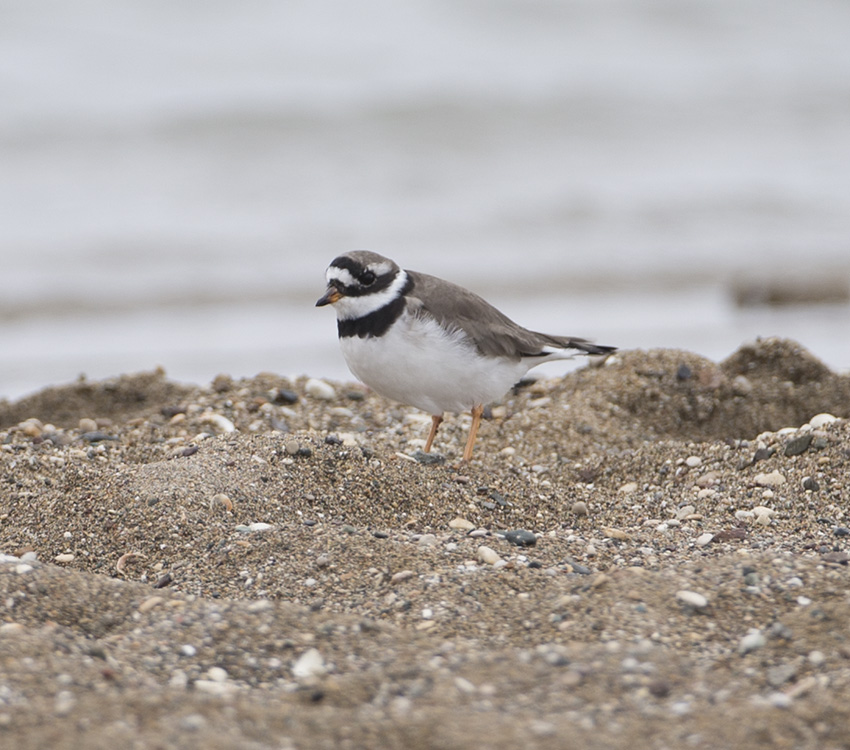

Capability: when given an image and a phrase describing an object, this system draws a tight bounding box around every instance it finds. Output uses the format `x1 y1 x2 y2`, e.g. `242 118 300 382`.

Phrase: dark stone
648 679 671 698
153 572 173 589
81 431 118 443
490 491 511 507
803 476 820 491
372 530 389 539
784 433 813 457
564 558 591 575
503 529 537 547
834 527 850 537
676 364 693 381
412 450 445 465
753 447 775 463
324 435 342 445
273 389 299 405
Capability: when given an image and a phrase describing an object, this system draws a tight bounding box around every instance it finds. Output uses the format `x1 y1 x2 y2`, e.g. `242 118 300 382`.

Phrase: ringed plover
317 251 615 461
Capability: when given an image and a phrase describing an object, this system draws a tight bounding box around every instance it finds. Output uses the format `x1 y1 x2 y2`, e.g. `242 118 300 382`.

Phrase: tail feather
530 334 616 358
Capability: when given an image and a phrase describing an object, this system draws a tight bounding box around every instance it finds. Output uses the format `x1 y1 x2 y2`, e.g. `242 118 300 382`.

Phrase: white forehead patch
326 266 357 286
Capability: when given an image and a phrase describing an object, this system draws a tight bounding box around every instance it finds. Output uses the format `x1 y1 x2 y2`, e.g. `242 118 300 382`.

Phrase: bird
316 251 616 461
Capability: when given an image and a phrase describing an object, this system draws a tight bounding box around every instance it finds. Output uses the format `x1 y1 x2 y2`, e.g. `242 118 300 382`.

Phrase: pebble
202 413 236 434
809 413 838 428
695 533 714 547
292 648 326 679
808 650 826 666
179 644 197 657
618 482 638 494
684 456 702 468
138 596 165 613
695 471 721 488
448 517 475 531
784 433 812 457
571 501 588 516
54 691 76 716
802 476 819 491
731 375 753 396
54 553 75 564
417 533 437 547
206 667 229 682
78 418 98 433
675 505 695 521
754 471 786 488
305 378 336 401
194 679 237 697
738 629 766 654
676 590 708 610
503 529 537 547
477 546 502 565
210 493 233 511
766 662 799 687
245 522 274 533
602 527 631 541
390 570 415 584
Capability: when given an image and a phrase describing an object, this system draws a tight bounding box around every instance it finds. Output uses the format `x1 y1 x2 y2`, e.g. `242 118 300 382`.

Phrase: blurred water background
2 0 849 400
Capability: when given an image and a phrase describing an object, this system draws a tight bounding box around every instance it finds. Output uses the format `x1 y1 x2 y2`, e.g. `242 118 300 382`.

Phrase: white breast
339 311 530 415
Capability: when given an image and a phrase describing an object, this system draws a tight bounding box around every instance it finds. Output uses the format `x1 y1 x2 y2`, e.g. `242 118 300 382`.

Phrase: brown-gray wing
405 270 611 360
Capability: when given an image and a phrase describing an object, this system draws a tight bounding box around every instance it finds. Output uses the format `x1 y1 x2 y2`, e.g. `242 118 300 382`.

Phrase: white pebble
292 647 326 679
449 517 474 531
808 650 826 666
809 413 837 428
618 482 638 494
477 546 502 565
54 690 76 716
797 596 812 607
739 629 766 654
247 522 274 532
675 505 695 521
695 533 714 547
203 413 236 434
206 667 228 682
179 644 197 657
754 471 786 488
685 456 702 468
676 590 708 609
54 553 75 564
305 378 336 401
194 680 236 696
768 692 793 709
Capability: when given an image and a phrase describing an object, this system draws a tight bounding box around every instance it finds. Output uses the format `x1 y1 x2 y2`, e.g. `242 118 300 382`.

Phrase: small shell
116 551 147 575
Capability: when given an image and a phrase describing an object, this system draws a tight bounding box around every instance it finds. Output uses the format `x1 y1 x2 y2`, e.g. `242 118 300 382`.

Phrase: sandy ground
1 337 850 749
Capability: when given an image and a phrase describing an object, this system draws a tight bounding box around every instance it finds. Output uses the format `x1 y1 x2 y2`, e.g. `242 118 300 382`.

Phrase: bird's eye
360 271 376 286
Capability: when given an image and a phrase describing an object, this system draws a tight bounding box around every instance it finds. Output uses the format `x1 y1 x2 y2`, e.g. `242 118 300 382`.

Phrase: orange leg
462 404 484 462
424 414 443 453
